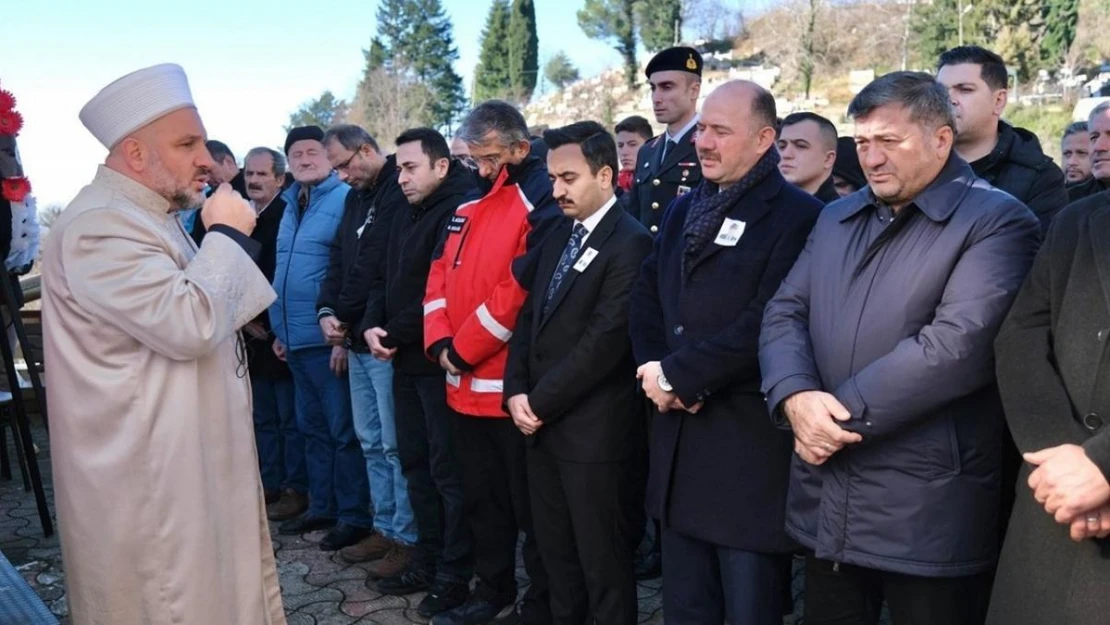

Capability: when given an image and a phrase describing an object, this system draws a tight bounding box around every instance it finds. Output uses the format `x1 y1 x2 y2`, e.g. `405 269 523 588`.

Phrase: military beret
645 46 703 78
284 125 325 155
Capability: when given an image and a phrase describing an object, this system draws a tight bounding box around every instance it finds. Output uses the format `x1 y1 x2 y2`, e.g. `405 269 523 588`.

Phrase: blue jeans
251 373 306 493
286 346 372 527
348 351 417 545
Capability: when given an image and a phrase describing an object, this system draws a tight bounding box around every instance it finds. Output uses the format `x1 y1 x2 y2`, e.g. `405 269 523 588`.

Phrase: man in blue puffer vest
270 125 373 550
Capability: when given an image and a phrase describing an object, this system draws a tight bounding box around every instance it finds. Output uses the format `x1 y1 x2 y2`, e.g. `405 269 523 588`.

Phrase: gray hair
1063 121 1088 141
245 147 287 178
457 100 530 146
1089 101 1110 125
322 124 380 153
847 71 956 133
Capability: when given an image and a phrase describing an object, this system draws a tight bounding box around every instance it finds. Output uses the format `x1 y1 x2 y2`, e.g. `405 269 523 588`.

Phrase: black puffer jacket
357 160 478 375
971 121 1068 232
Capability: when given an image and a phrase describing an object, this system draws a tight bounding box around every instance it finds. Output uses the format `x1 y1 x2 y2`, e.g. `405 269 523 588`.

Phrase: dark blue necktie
544 223 588 315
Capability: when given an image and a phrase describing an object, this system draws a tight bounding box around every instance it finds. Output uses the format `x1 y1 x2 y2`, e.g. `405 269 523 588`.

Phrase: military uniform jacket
625 124 702 234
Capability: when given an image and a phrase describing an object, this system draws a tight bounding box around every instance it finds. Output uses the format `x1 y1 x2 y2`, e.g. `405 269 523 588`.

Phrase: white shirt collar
665 113 700 145
577 194 618 245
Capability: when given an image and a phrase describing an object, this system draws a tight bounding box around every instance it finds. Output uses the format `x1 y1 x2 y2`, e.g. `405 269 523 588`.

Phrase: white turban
79 63 196 150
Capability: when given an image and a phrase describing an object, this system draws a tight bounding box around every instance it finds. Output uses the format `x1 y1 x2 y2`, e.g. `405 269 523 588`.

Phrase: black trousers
804 556 992 625
527 446 637 625
393 372 472 583
661 527 791 625
455 414 549 623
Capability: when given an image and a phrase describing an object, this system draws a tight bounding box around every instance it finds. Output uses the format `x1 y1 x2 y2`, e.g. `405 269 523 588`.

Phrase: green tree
636 0 683 53
474 0 513 102
508 0 540 101
361 0 467 130
285 90 347 132
544 51 581 90
578 0 639 90
1041 0 1079 65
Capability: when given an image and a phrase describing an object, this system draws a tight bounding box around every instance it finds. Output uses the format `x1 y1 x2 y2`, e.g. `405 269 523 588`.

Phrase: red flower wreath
0 109 22 137
1 177 31 203
0 89 14 112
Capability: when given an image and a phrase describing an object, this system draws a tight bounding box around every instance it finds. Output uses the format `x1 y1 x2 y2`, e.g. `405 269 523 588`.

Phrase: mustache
247 183 263 191
697 150 719 161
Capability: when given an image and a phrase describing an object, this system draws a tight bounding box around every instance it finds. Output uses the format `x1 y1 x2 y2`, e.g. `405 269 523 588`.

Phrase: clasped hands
636 361 702 414
782 391 862 466
1025 444 1110 542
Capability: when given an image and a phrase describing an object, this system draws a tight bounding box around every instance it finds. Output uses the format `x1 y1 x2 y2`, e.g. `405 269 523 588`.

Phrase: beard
149 150 206 211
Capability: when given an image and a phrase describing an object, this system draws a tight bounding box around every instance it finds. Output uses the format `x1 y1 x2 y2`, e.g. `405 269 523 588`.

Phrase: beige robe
41 166 286 625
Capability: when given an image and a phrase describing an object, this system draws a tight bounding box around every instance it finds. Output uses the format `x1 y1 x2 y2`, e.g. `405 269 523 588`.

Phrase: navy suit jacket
628 167 820 551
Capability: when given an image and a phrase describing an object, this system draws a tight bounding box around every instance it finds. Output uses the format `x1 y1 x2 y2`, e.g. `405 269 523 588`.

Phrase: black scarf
682 148 780 277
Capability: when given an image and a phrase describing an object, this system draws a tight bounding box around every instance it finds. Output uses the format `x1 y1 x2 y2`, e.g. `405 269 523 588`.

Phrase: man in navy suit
628 80 821 624
505 122 652 625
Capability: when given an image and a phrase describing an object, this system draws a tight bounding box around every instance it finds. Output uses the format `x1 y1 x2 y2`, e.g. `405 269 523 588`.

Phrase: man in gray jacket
759 72 1041 625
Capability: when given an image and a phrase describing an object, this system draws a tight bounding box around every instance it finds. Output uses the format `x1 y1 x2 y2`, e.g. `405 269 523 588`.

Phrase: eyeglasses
334 146 364 173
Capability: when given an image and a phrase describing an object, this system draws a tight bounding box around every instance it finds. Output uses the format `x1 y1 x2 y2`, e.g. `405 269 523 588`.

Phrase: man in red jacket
424 100 561 625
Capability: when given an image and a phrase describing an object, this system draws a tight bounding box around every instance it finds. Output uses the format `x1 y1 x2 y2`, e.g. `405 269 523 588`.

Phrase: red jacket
424 158 560 417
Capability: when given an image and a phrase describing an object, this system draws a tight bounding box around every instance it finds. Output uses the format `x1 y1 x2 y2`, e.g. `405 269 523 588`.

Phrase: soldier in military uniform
626 46 704 235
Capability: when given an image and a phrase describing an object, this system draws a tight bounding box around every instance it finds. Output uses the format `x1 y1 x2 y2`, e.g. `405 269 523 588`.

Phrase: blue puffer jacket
271 172 350 351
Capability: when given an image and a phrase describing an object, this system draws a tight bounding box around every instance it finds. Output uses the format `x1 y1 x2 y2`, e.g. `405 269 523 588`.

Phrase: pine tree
1041 0 1079 65
636 0 682 53
578 0 639 90
508 0 539 102
360 0 467 130
474 0 513 102
544 52 581 90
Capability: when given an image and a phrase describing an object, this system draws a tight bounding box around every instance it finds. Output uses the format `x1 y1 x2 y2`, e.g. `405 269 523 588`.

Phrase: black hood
475 152 548 195
981 121 1052 173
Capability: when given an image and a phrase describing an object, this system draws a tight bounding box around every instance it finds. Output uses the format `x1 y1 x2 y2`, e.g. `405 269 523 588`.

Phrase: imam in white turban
79 63 196 150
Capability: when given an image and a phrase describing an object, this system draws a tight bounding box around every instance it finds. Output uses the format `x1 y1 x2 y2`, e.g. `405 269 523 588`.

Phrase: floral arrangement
0 82 40 274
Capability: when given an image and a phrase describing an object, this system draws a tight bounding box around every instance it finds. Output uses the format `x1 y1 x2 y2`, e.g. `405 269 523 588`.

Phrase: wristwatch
657 373 673 393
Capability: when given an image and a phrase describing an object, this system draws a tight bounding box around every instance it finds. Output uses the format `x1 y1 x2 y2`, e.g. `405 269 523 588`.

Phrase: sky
2 0 647 207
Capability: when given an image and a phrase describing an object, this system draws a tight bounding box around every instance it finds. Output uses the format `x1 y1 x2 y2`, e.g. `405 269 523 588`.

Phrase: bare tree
685 0 745 41
347 67 435 145
37 203 64 231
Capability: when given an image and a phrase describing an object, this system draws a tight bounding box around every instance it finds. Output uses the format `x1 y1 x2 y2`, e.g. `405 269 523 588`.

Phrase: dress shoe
375 566 432 596
263 488 281 505
431 597 515 625
268 489 309 522
634 549 662 580
417 579 469 617
339 532 394 564
278 513 335 535
366 543 412 580
320 522 372 551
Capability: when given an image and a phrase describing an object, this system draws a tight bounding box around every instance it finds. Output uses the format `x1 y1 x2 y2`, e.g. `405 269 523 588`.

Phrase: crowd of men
42 40 1110 625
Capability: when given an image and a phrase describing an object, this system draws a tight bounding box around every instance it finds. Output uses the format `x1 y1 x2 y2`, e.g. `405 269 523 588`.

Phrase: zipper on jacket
280 208 302 346
452 224 471 268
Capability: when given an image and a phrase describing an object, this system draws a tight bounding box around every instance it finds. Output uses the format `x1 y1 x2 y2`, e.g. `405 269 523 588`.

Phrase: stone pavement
0 418 670 624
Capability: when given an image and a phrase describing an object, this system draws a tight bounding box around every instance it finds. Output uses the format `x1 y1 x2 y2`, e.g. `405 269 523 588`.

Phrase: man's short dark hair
542 121 619 177
779 112 838 149
458 100 531 146
1063 121 1088 142
206 140 235 164
937 45 1009 91
322 124 380 154
396 127 450 164
848 71 956 133
615 115 654 141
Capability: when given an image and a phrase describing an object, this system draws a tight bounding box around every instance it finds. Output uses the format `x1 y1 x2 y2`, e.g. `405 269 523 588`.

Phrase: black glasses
335 146 364 172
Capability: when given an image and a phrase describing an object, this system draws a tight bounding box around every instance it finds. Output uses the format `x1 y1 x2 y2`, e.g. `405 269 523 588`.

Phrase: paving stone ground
0 416 843 624
0 418 670 624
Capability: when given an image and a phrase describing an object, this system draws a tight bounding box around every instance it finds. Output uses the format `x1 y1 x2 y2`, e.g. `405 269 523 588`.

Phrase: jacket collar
282 171 344 206
839 154 974 224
